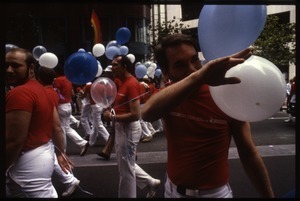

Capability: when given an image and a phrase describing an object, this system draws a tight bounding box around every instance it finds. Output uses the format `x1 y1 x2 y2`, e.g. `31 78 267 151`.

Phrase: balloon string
112 91 151 109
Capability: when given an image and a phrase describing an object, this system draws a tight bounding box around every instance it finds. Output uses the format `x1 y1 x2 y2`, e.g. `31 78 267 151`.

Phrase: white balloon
96 64 103 77
127 53 135 63
92 43 105 57
150 62 157 70
209 55 286 122
39 52 58 68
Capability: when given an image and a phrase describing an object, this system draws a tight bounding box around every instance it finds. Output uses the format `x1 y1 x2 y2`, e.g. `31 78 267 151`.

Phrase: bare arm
6 110 31 171
142 48 252 122
231 120 274 198
51 107 74 173
103 98 141 123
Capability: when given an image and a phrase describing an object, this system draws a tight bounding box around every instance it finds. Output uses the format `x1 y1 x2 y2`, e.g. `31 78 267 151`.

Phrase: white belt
168 177 231 197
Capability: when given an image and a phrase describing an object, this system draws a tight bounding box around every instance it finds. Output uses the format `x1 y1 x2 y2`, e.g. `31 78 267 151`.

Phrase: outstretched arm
142 48 252 122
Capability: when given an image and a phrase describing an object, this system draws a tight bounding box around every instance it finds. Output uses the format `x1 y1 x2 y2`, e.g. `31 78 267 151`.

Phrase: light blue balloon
154 69 162 77
135 64 147 79
119 46 129 55
105 46 121 60
198 5 267 61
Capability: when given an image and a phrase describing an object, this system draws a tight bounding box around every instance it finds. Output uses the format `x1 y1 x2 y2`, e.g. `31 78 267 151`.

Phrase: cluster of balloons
135 61 162 79
65 27 135 85
104 27 132 60
198 5 286 122
31 45 58 68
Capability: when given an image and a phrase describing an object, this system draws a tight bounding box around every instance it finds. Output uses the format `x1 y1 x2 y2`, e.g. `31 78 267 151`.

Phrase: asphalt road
52 110 296 198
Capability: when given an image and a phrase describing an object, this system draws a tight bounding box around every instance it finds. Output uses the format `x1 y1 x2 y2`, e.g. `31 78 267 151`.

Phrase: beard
6 68 30 87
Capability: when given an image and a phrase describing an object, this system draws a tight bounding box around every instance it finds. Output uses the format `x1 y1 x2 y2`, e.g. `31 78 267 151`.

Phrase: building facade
150 4 296 80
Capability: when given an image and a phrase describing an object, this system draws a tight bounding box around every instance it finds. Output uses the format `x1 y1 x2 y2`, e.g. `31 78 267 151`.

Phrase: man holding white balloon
141 34 274 198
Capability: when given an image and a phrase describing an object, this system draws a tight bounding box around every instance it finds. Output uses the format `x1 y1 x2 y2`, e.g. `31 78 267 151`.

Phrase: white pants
50 141 77 185
89 104 110 146
164 175 233 198
115 121 155 198
58 103 87 149
80 103 94 137
6 142 58 198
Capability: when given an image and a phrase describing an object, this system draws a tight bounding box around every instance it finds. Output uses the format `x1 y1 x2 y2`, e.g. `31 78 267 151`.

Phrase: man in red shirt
6 48 70 198
142 34 274 198
102 55 160 198
53 66 89 156
37 66 80 197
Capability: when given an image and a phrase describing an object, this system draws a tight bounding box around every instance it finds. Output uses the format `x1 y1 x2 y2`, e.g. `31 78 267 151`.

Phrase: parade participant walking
102 55 160 198
81 80 110 146
6 48 72 198
53 65 89 156
37 66 80 197
142 34 274 198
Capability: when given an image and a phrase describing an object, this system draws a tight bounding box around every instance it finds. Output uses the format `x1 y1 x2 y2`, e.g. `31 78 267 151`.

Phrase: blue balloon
135 64 147 79
119 46 129 55
105 46 121 60
198 5 267 61
64 52 98 85
116 27 131 45
154 69 162 77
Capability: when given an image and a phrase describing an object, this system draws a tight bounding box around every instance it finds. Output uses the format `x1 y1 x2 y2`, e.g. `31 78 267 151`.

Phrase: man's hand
200 48 252 86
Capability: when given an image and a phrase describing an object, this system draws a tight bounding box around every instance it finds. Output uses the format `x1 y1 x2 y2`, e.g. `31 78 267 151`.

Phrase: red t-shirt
83 83 96 105
53 75 73 104
113 76 140 114
164 84 234 190
45 86 59 109
139 82 157 104
6 80 54 151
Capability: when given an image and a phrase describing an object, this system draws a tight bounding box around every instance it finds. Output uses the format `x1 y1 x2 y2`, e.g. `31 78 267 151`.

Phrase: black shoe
80 143 89 156
97 152 110 160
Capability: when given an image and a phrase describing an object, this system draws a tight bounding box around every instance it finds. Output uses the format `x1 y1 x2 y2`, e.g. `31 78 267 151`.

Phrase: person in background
141 34 274 198
102 55 161 198
53 65 89 156
285 76 296 123
139 75 157 142
37 66 81 197
6 48 72 197
80 79 110 147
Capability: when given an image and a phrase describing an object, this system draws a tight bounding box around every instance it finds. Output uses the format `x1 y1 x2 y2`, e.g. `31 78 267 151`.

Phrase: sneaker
62 179 80 197
284 119 292 123
146 179 161 198
80 142 89 156
96 152 110 160
141 135 153 143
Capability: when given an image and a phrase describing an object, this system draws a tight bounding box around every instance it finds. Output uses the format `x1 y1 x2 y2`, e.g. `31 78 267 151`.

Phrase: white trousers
89 104 110 146
58 103 87 149
80 103 94 136
50 141 77 185
6 142 58 198
115 121 155 198
164 175 233 198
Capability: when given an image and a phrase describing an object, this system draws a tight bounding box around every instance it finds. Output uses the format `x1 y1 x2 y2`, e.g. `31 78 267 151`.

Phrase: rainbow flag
91 10 102 44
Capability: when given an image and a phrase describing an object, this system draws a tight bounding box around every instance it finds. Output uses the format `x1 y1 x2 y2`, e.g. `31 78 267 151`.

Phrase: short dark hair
113 54 134 75
38 66 56 86
154 33 198 74
7 48 36 68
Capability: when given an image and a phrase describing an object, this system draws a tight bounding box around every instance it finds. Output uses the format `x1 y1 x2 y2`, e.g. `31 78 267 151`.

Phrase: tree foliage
252 14 296 66
147 16 190 54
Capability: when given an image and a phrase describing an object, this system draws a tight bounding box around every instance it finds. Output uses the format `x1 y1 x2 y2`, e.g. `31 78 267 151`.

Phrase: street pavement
52 110 296 198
